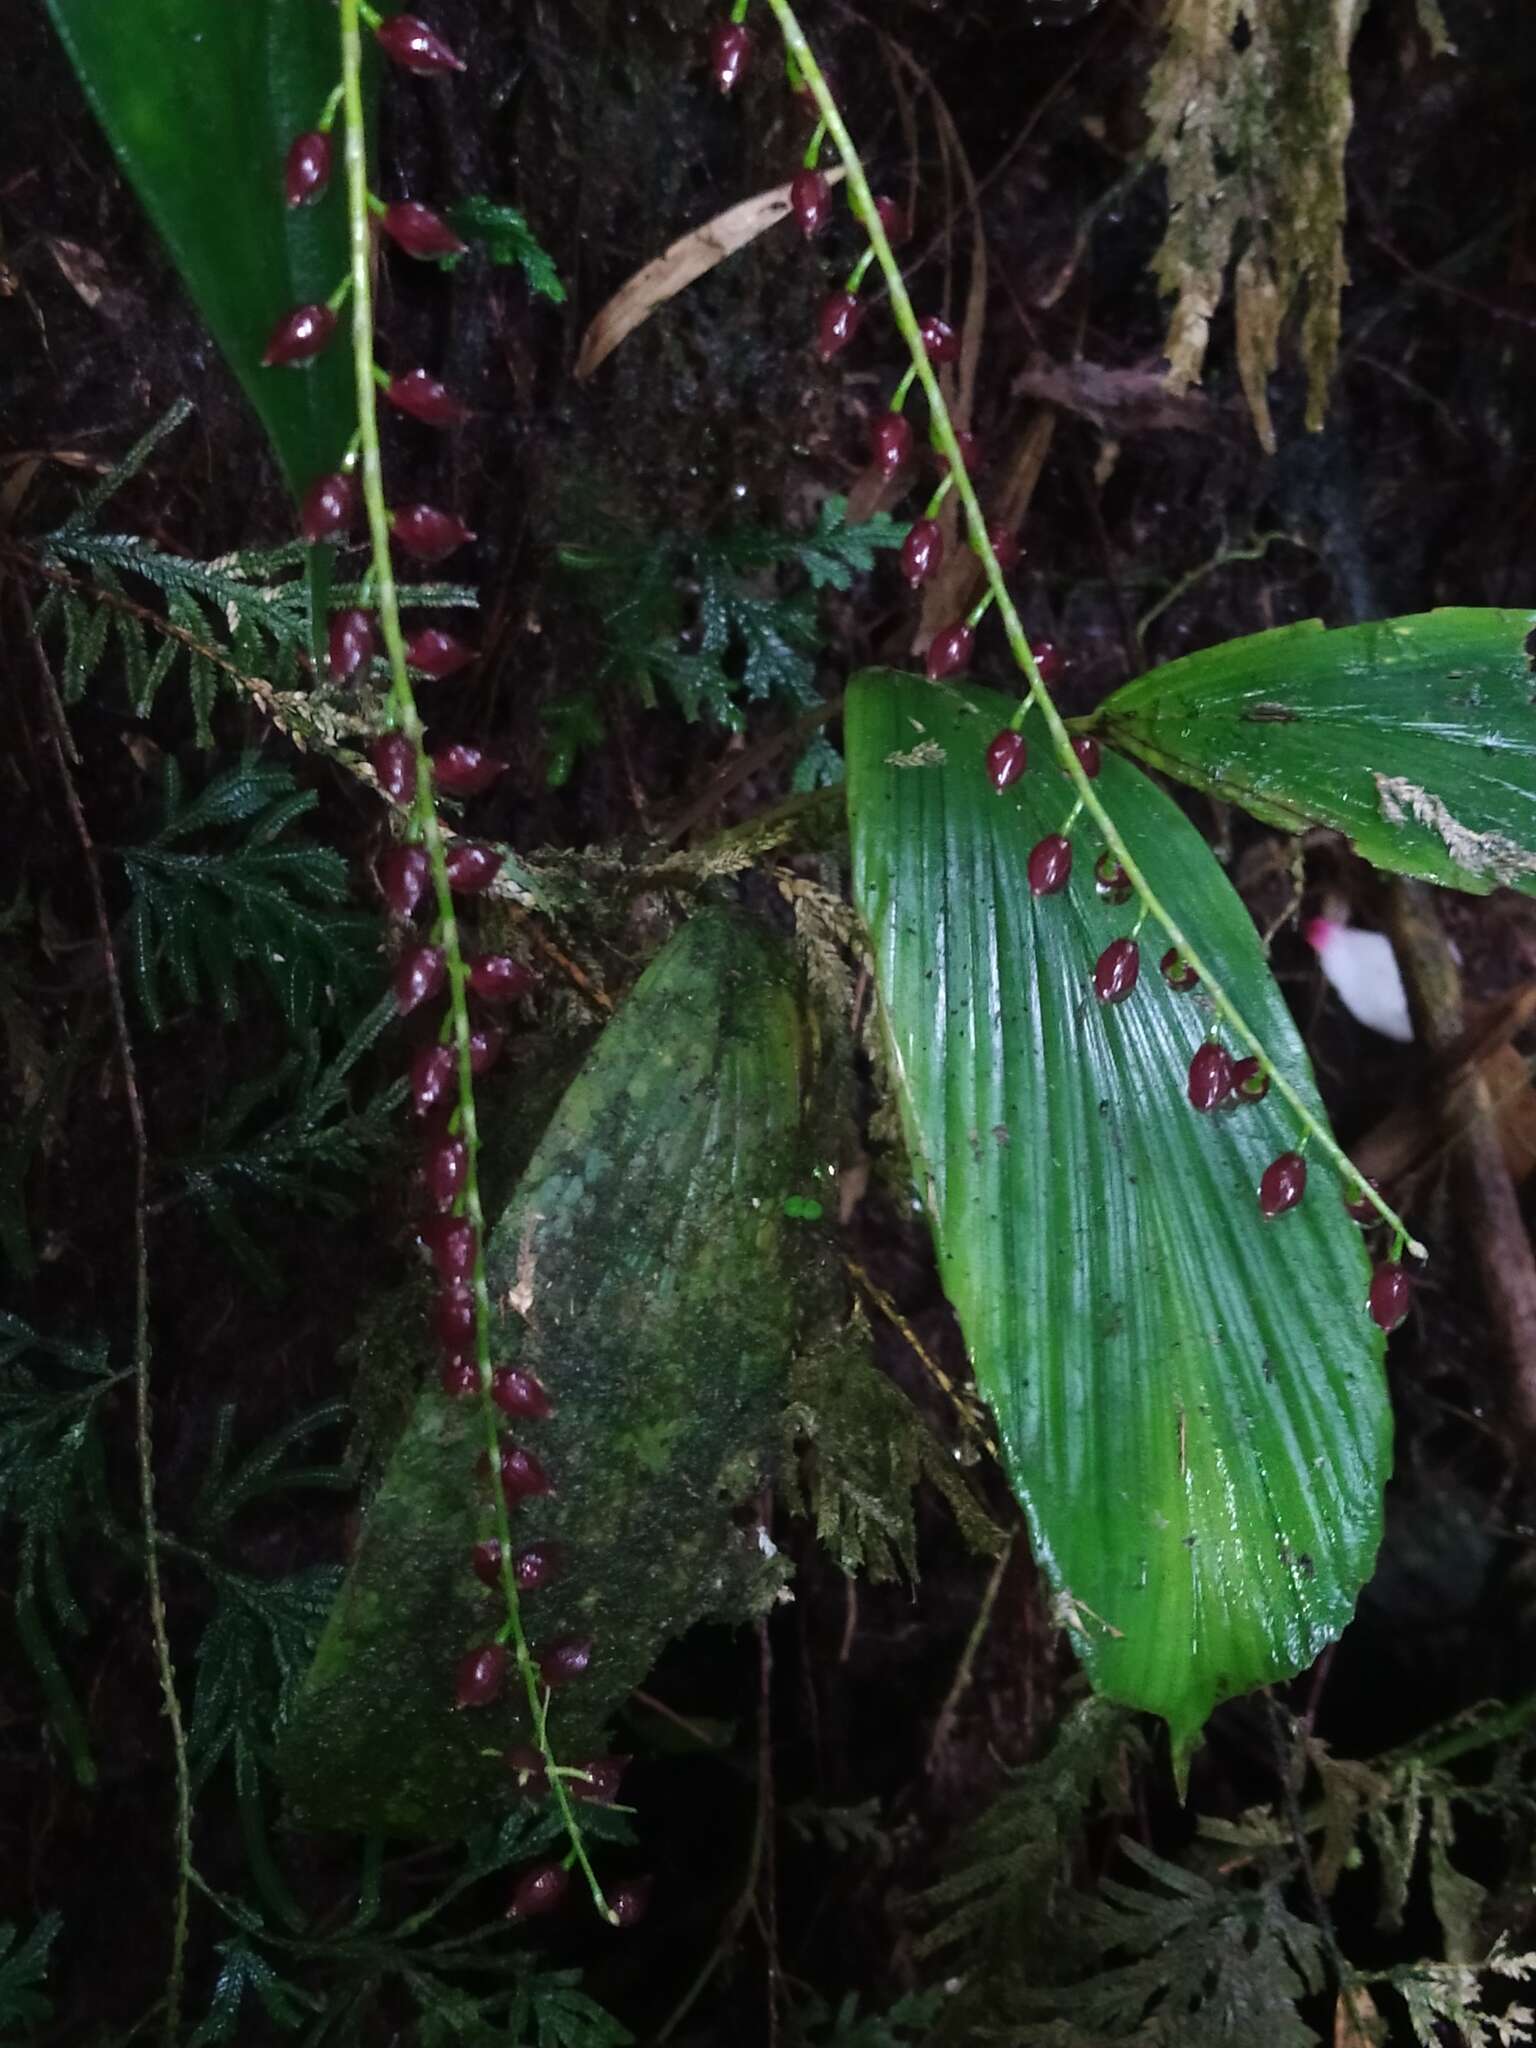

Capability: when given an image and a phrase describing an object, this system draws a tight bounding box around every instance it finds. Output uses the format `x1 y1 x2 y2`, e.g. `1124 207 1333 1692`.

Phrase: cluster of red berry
709 10 1414 1335
264 5 647 1927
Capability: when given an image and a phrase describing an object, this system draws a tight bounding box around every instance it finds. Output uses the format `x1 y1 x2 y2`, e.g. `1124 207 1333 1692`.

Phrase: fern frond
0 1913 64 2035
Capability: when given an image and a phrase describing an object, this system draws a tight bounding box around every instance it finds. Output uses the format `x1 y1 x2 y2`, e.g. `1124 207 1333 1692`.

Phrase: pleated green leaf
1094 608 1536 897
846 670 1391 1755
44 0 360 499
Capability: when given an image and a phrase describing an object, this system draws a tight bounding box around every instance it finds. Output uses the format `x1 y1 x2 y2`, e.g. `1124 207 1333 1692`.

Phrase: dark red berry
1231 1056 1270 1102
1160 948 1199 992
1093 851 1131 904
1368 1261 1411 1332
985 730 1027 792
436 1280 475 1347
940 430 984 475
445 843 503 894
499 1444 554 1503
468 1024 504 1074
327 607 377 681
514 1542 563 1591
395 944 446 1016
440 1355 478 1399
900 517 943 588
870 414 913 478
919 314 960 365
1344 1177 1381 1224
371 734 417 804
536 1635 593 1686
504 1744 548 1794
574 1756 627 1804
386 369 470 427
381 200 467 259
380 844 430 917
872 195 909 245
491 1367 554 1420
608 1878 652 1928
431 744 506 796
425 1135 467 1208
471 1538 503 1588
1071 735 1101 778
790 169 831 239
981 522 1021 571
1027 834 1072 897
454 1643 508 1709
421 1214 476 1280
375 14 466 73
1033 639 1064 686
261 303 336 368
284 131 332 207
391 503 476 563
1187 1042 1234 1113
709 21 751 93
300 470 358 543
816 291 863 361
411 1042 456 1116
1094 937 1140 1005
1259 1151 1307 1218
469 955 535 1003
925 621 975 680
405 627 478 679
506 1863 569 1921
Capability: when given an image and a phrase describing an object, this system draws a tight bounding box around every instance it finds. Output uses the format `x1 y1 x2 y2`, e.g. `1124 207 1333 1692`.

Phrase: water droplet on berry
709 21 751 92
469 955 535 1002
386 369 470 427
816 290 863 361
1093 851 1131 904
536 1634 593 1686
468 1024 504 1074
445 843 503 893
1187 1041 1234 1112
440 1355 478 1398
506 1862 569 1920
790 169 831 238
985 730 1027 791
1033 639 1064 686
918 314 960 365
435 1279 475 1347
1259 1151 1307 1217
261 303 336 368
425 1135 467 1208
454 1643 508 1709
284 131 333 207
391 503 475 562
608 1877 652 1927
1368 1261 1411 1332
327 607 377 681
431 743 506 795
900 518 943 588
405 627 478 679
925 621 975 680
380 845 430 917
1071 735 1101 778
300 470 358 543
371 735 418 804
1027 834 1072 896
870 414 913 478
1094 937 1140 1004
514 1542 563 1591
1160 948 1199 992
375 14 467 73
410 1042 456 1116
381 200 467 259
499 1444 554 1503
421 1214 476 1280
395 945 446 1016
492 1367 554 1420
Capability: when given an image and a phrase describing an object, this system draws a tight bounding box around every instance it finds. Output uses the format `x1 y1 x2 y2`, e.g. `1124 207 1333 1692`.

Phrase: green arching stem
761 0 1427 1266
335 0 612 1920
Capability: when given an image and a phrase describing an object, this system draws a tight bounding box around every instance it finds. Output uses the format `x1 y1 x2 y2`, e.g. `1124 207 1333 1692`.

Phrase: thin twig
926 1534 1014 1774
26 594 193 2047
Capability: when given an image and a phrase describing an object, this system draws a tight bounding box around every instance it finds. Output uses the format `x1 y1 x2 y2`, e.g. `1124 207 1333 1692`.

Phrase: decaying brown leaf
1334 1985 1385 2048
574 171 845 382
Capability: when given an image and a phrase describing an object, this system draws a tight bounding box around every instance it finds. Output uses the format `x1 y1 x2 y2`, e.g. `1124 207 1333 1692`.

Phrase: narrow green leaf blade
846 670 1391 1752
1095 608 1536 896
44 0 359 498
